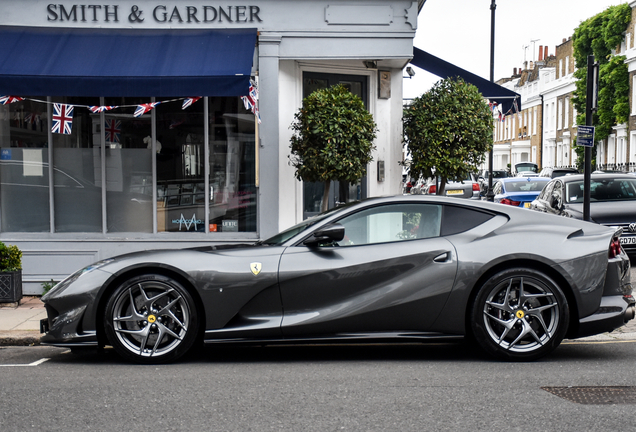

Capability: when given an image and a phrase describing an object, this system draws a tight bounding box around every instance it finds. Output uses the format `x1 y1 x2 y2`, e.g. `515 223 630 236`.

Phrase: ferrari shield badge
250 262 262 276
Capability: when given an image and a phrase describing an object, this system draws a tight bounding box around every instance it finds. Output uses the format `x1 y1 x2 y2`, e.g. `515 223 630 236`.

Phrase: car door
277 203 458 337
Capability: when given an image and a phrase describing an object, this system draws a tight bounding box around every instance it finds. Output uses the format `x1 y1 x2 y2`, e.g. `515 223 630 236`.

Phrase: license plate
620 236 636 245
446 190 463 195
524 202 531 208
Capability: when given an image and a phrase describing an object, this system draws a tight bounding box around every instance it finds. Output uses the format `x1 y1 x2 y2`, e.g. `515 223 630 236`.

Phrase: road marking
563 339 636 345
0 358 50 367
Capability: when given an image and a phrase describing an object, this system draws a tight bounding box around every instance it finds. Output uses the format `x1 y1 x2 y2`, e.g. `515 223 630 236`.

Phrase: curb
0 331 42 347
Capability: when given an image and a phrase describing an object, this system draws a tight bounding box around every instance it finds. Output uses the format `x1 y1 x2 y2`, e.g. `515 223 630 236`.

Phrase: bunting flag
0 96 24 105
104 119 121 143
134 102 160 117
182 97 201 110
51 103 74 135
241 81 261 124
89 105 119 113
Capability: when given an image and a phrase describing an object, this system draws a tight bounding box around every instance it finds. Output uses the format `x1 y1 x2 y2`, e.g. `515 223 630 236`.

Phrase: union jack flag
241 82 260 124
0 96 24 105
51 103 74 135
182 97 201 110
104 119 121 143
89 105 119 113
134 102 160 118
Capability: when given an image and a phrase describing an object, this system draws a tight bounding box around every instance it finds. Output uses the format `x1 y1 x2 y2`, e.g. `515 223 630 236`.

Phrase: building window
564 97 570 129
558 59 563 79
0 96 257 234
565 56 570 75
632 75 636 115
533 108 537 135
557 100 563 130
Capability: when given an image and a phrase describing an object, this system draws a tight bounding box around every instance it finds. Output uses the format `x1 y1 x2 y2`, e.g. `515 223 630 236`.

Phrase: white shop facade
0 0 419 294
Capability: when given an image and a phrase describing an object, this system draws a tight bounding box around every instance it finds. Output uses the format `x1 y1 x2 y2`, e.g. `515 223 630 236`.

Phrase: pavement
0 296 46 346
1 295 636 347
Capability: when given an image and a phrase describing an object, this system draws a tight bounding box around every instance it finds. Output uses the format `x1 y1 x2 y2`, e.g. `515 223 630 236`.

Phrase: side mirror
303 223 345 247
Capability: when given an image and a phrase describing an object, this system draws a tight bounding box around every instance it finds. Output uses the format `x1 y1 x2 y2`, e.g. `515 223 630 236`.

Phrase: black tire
104 274 199 364
470 268 569 361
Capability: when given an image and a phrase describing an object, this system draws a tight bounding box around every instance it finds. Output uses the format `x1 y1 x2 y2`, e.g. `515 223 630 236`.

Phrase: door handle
433 252 450 263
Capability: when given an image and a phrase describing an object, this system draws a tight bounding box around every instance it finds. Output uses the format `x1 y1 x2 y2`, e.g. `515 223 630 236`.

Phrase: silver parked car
41 195 633 363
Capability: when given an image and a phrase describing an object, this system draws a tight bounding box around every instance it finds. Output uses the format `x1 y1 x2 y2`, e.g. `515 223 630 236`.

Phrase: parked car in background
529 173 636 256
493 177 550 208
514 162 538 176
477 169 509 196
420 173 481 199
538 166 580 178
516 172 539 177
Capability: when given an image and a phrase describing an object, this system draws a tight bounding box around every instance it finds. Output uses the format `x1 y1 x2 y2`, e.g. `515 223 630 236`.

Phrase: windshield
565 178 636 203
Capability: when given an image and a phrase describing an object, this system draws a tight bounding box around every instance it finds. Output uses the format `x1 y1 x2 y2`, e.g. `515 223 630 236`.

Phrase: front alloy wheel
470 268 569 361
104 274 198 364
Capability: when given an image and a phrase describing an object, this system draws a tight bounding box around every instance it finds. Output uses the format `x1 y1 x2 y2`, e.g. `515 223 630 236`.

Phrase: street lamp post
486 0 496 201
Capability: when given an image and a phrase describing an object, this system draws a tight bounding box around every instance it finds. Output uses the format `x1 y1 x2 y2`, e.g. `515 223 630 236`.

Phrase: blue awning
410 47 521 114
0 26 257 97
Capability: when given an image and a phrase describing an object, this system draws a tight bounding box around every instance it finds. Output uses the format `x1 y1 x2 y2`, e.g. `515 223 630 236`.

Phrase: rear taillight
500 198 521 206
609 237 622 259
428 185 436 194
472 183 480 192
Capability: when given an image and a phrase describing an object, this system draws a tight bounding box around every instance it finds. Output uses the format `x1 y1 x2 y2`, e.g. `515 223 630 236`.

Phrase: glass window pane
52 97 102 232
104 98 152 233
155 98 205 233
0 98 50 232
207 97 257 233
336 204 442 246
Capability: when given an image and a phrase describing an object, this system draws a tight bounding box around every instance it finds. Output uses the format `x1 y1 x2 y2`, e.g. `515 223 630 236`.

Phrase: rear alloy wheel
104 274 198 364
470 268 569 361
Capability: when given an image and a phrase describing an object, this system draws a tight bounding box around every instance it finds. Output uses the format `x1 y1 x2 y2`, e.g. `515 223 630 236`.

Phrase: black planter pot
0 270 22 303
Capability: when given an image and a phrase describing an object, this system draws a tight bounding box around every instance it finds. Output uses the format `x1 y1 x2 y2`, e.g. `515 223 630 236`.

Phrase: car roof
552 173 636 182
501 176 548 182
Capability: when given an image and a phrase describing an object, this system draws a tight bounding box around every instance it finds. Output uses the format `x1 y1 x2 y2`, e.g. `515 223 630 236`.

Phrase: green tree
403 77 493 195
289 84 377 212
572 3 631 169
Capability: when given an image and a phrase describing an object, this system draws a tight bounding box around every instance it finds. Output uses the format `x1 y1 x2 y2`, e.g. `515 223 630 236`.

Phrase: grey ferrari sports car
40 195 635 363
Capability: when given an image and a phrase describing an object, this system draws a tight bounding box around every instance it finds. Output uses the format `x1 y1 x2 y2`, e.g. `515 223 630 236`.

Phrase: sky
403 0 628 99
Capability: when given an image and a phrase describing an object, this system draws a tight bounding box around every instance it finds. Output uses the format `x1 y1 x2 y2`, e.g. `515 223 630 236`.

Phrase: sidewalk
0 296 46 346
1 295 636 347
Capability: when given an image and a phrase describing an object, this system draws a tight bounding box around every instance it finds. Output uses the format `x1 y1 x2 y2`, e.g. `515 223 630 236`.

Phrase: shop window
0 96 256 234
0 98 50 232
102 97 153 233
207 98 257 233
52 97 103 232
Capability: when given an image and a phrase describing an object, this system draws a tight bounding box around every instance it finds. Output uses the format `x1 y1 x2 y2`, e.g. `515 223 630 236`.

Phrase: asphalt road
1 341 636 432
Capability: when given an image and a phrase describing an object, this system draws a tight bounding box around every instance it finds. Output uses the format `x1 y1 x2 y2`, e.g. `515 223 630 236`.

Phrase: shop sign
45 4 263 25
0 149 11 160
172 214 202 231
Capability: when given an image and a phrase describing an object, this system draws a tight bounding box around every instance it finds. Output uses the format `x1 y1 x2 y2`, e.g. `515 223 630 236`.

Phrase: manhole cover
541 386 636 405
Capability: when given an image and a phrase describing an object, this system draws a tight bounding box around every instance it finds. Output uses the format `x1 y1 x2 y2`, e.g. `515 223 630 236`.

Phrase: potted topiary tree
0 241 22 303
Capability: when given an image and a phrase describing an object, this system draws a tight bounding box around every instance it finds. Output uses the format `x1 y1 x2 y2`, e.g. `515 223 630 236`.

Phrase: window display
0 98 50 232
0 96 257 234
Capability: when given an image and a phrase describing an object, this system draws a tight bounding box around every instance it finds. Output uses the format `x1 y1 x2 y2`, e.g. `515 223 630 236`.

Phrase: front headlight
42 259 115 300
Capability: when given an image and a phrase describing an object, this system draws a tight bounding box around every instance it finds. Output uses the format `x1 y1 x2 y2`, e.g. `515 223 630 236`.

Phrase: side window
335 203 442 246
441 205 495 236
